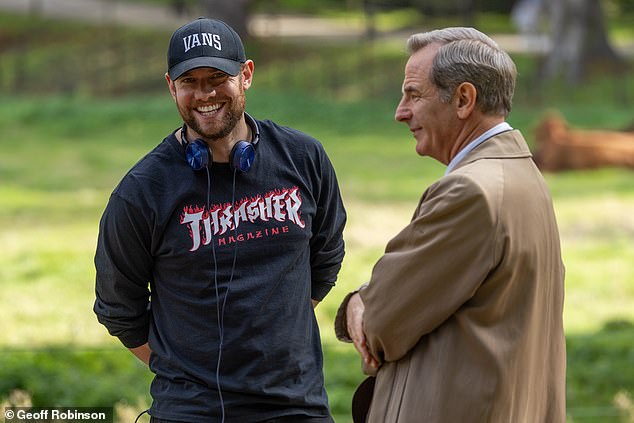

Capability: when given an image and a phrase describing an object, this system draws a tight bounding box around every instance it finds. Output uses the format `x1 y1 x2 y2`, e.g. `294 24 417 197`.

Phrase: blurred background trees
512 0 627 83
7 0 633 96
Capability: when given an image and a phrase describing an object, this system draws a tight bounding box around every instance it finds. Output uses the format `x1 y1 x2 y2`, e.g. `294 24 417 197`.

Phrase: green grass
1 91 633 423
1 10 634 423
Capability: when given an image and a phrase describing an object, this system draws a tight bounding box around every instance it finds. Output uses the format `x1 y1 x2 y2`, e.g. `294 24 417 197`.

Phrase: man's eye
210 74 229 83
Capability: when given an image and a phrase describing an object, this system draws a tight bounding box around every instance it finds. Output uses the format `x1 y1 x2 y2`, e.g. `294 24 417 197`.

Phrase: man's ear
454 82 477 119
165 73 177 101
241 60 255 91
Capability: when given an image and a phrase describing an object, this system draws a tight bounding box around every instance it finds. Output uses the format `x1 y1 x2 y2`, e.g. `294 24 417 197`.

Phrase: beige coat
336 131 566 423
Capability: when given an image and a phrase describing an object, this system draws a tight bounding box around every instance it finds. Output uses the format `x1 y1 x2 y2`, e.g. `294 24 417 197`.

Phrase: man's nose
395 102 411 122
198 82 217 98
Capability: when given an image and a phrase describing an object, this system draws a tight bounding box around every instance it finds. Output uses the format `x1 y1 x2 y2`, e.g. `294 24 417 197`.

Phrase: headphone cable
204 166 225 423
221 168 240 326
212 167 240 423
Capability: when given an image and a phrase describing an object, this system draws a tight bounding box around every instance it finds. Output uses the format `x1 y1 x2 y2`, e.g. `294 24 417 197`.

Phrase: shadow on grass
1 321 632 423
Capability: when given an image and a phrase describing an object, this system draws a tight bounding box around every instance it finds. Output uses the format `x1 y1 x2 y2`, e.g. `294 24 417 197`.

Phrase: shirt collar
444 122 513 175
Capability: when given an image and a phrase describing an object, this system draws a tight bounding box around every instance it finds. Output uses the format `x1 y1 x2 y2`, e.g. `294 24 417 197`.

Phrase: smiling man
94 18 346 423
336 27 565 423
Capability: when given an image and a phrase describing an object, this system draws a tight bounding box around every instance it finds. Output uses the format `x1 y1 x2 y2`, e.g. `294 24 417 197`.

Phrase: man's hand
129 343 152 366
347 292 380 376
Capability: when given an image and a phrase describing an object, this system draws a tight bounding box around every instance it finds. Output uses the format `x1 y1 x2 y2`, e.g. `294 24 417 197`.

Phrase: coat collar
449 130 533 173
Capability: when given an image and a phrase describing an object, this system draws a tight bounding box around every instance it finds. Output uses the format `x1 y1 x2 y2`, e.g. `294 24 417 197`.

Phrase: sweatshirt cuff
311 281 335 302
117 329 149 349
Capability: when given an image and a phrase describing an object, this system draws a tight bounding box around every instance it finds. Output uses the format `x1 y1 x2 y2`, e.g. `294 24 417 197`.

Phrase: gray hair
407 27 517 117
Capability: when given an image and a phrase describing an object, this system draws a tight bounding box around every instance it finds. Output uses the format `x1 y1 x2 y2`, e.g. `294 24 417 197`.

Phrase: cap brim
169 56 242 80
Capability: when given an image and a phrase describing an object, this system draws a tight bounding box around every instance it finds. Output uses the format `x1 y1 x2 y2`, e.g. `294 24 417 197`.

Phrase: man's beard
181 91 246 142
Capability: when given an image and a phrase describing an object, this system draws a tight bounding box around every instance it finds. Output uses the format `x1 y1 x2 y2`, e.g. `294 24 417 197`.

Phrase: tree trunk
200 0 252 38
540 0 625 83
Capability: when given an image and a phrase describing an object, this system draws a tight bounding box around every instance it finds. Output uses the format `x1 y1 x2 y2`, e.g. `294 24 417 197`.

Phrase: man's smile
196 103 223 116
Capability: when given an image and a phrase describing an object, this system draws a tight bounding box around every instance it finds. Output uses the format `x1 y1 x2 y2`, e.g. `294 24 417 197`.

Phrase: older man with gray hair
336 27 566 423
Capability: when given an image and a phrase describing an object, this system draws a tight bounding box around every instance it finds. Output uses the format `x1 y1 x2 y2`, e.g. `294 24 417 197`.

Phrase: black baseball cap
167 17 246 80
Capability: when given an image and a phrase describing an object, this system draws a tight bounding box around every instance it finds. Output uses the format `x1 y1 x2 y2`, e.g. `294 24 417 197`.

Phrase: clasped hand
346 292 380 376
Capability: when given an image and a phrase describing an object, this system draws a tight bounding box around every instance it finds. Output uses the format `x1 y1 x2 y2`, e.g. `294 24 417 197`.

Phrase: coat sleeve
360 173 499 362
93 193 153 348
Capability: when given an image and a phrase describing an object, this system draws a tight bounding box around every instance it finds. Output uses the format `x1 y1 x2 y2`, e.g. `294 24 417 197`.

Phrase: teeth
198 104 221 113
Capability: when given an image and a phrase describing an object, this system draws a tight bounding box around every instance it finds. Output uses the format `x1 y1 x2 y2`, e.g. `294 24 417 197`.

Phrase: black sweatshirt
94 117 346 422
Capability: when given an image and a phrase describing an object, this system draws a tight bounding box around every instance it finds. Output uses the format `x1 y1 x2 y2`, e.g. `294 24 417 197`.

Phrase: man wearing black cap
94 17 346 423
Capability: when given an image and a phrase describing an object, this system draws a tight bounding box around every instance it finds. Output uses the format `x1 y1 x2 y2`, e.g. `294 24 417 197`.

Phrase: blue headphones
184 113 258 173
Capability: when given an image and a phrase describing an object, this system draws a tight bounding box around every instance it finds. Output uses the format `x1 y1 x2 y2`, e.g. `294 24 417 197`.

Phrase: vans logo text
183 33 222 53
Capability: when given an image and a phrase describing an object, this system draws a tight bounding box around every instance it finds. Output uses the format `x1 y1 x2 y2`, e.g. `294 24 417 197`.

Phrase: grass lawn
1 90 633 422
